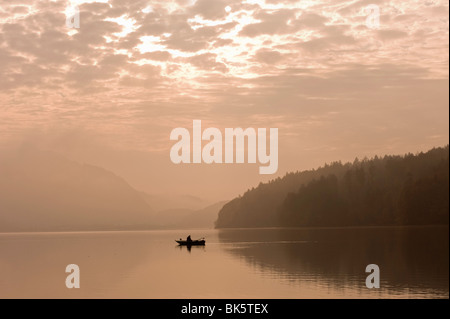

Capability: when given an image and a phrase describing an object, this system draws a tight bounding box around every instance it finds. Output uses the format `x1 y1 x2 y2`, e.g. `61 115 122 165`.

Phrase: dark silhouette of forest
216 146 449 228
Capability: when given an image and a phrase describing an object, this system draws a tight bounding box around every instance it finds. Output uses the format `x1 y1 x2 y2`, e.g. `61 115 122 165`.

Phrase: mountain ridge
215 146 449 228
0 148 226 232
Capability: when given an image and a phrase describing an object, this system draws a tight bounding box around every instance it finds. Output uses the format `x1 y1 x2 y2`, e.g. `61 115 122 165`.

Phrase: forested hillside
216 146 449 228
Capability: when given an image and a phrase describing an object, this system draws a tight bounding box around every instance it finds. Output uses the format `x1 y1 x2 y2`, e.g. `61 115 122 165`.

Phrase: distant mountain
136 191 225 229
0 147 227 232
216 146 449 228
151 201 228 229
139 192 210 212
0 148 155 232
181 201 228 228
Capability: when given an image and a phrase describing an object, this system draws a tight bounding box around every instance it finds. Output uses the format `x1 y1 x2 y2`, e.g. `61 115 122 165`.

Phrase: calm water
0 226 448 299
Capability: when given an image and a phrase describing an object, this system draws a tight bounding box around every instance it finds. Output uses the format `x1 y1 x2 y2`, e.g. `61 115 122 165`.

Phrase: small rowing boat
176 239 206 246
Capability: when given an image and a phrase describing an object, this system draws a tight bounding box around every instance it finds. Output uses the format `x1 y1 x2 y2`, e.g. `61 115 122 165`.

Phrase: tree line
215 146 449 228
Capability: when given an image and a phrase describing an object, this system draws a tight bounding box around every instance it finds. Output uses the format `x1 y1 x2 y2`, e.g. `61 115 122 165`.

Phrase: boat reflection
176 244 206 253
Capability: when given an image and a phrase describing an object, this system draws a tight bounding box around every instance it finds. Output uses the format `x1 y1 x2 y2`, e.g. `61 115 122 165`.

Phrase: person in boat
187 235 192 243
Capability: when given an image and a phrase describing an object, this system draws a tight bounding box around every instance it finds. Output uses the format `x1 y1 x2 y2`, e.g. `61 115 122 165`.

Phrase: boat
176 239 206 246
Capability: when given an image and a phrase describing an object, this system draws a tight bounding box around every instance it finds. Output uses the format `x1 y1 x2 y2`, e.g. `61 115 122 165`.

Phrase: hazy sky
0 0 448 200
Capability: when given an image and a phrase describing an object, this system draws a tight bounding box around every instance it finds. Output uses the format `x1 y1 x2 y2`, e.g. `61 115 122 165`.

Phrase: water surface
0 226 447 298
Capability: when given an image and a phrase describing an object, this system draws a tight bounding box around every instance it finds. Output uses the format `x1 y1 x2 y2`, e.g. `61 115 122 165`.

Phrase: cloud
254 49 284 64
187 52 228 72
377 29 409 41
189 0 231 20
163 20 238 52
240 9 297 37
138 50 172 61
0 0 447 160
294 12 328 29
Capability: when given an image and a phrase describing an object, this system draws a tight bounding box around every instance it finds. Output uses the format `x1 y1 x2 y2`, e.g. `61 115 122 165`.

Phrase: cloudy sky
0 0 448 200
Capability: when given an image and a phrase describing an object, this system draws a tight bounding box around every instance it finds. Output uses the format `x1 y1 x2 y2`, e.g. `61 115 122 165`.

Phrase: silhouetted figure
187 235 192 243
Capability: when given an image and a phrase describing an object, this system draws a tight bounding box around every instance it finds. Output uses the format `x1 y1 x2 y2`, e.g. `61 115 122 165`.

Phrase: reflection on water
176 245 206 253
218 226 449 298
0 226 447 298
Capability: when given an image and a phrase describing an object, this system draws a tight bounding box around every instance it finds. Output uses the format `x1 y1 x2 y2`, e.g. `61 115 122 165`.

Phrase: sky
0 0 448 201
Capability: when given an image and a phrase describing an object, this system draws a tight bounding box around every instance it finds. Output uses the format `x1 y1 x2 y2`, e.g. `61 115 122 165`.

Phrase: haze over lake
0 0 448 302
1 226 447 299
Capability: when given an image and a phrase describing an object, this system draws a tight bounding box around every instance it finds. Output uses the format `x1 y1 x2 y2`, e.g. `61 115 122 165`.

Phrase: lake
0 226 448 299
